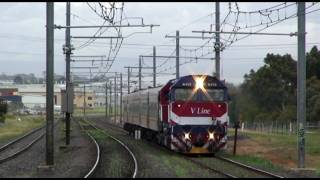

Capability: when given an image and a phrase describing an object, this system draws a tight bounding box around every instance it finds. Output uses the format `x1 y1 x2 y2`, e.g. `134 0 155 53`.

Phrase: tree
225 83 239 124
306 76 320 122
14 75 23 84
306 46 320 79
0 98 7 123
242 53 296 113
236 46 320 124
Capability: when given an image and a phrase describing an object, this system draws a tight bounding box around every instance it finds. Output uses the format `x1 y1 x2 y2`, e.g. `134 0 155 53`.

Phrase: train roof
126 74 226 96
170 74 226 89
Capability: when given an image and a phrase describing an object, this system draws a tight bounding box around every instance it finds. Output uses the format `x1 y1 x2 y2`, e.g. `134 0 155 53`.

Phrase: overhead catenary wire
5 3 320 88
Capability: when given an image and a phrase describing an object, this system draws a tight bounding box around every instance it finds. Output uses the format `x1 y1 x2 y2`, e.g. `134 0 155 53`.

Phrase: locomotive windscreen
203 89 225 102
174 89 197 101
173 88 225 102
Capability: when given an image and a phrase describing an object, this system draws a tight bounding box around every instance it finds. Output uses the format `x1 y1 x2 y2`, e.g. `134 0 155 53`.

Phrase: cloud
0 2 319 86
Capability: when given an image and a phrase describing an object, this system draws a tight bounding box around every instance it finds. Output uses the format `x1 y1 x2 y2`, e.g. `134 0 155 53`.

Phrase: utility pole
139 56 142 90
64 1 71 146
215 2 220 79
114 74 117 123
46 2 54 166
153 46 156 87
105 82 108 120
127 68 130 94
297 2 306 168
109 81 112 118
176 30 180 79
120 73 123 125
83 84 86 120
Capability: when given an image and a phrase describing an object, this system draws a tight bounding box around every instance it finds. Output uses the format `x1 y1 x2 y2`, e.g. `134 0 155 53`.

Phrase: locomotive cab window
174 88 225 102
202 89 225 102
174 89 197 101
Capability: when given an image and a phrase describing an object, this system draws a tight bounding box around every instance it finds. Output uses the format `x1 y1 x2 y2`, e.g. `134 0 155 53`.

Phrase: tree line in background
228 46 320 125
0 73 89 84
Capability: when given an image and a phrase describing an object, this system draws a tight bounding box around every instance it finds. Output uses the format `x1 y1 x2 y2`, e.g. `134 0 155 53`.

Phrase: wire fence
231 121 320 135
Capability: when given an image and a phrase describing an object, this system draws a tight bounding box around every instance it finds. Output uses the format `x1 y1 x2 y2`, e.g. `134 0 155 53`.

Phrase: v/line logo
190 107 211 115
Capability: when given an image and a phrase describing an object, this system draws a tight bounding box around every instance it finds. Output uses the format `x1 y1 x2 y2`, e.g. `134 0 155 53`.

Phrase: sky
0 2 319 88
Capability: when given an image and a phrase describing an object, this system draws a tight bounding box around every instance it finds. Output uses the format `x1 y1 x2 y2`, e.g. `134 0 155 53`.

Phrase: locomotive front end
167 75 229 154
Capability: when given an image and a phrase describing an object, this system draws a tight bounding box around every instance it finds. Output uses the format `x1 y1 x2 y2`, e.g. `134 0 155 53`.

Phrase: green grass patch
231 128 320 156
228 127 320 171
108 152 125 177
316 168 320 177
87 129 108 140
0 115 45 144
219 151 282 172
74 108 108 116
159 154 189 177
154 151 212 177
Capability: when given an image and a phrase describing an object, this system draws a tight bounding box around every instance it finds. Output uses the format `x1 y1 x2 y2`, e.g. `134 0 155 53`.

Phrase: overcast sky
0 2 319 87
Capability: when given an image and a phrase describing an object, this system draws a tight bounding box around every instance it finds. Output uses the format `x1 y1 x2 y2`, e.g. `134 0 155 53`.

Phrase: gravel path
0 118 97 178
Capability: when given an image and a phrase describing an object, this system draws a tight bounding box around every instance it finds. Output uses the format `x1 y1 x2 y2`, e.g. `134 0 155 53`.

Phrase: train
122 74 230 154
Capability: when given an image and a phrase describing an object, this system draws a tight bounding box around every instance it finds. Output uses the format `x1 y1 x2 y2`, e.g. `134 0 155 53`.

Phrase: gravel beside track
0 118 97 178
0 126 44 163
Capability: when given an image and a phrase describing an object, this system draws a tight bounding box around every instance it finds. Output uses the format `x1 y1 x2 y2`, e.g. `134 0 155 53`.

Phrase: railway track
87 118 239 178
0 120 62 165
214 155 285 178
76 119 101 178
183 156 237 178
86 117 284 178
0 125 46 164
78 118 138 178
185 155 285 178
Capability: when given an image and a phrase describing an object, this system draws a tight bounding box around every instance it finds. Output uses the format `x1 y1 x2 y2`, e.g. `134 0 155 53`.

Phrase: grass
87 129 107 140
84 128 132 178
0 114 45 144
153 149 213 177
227 128 320 176
316 168 320 177
159 155 189 177
74 108 107 116
218 151 283 172
233 128 320 155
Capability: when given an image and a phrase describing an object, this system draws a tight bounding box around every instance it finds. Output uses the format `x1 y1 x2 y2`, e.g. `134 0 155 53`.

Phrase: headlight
195 77 204 90
184 132 191 140
209 132 215 140
193 75 207 91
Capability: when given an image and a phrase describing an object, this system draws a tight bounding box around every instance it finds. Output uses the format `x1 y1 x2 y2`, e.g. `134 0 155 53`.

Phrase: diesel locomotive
123 74 230 154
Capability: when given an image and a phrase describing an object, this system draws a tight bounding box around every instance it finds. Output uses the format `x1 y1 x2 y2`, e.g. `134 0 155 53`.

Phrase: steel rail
0 120 60 164
83 116 234 178
0 133 45 163
214 156 285 178
88 117 231 178
185 157 237 178
75 119 101 178
0 125 45 153
79 116 285 178
83 134 101 178
82 118 138 178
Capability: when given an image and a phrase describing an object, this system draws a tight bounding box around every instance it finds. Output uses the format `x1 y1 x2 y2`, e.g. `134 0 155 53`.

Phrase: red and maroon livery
123 74 230 153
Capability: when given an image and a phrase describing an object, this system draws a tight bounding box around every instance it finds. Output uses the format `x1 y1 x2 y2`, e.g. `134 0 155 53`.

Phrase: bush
0 114 5 123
